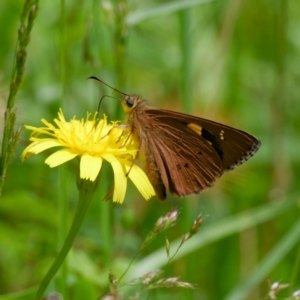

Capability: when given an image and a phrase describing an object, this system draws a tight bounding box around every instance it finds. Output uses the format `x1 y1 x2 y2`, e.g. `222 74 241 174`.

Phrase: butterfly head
121 95 143 113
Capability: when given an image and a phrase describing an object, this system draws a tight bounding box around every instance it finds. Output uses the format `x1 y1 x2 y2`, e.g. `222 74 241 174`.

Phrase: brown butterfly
90 77 261 200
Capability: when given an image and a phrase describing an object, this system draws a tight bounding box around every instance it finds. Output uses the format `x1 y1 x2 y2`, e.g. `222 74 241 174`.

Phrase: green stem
179 9 192 114
58 166 68 298
58 0 67 298
179 12 194 297
35 179 97 300
112 0 127 119
100 199 112 267
0 0 39 193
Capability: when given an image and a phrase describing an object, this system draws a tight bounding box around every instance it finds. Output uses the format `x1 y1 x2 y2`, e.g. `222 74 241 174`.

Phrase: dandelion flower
22 109 155 203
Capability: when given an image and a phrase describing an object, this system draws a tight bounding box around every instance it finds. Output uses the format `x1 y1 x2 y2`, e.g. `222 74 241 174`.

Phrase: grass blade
127 193 299 279
224 219 300 300
126 0 216 26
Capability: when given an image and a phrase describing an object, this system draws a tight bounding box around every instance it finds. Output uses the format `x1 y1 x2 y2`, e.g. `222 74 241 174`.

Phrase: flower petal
21 140 63 161
45 149 78 167
124 162 155 200
26 140 62 153
102 154 127 204
80 154 102 181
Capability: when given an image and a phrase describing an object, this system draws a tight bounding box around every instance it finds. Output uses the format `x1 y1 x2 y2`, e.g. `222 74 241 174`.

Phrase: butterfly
90 77 261 200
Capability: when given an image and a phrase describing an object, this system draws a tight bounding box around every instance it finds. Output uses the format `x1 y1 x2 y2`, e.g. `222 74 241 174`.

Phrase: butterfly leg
125 143 141 177
113 124 140 176
100 124 130 144
114 124 132 144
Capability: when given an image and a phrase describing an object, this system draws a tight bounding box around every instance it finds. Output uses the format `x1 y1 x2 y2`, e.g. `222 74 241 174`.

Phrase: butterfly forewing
133 107 260 200
154 109 261 172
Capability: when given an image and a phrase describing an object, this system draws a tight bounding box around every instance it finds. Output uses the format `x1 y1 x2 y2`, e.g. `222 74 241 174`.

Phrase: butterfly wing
156 109 261 172
134 108 261 200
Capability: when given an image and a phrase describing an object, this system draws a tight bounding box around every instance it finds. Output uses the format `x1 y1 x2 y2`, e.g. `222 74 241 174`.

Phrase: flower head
22 109 155 203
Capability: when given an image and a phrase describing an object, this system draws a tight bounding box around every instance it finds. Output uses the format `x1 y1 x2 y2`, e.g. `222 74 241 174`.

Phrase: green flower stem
35 178 98 300
58 165 68 299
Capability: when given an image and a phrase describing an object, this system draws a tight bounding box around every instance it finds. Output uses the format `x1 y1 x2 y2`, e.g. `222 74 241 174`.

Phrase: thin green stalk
90 1 113 269
269 0 290 191
289 241 300 296
100 196 112 266
58 166 67 298
59 0 66 109
112 0 127 119
35 178 98 300
178 8 193 230
0 0 39 193
179 9 193 114
97 0 129 267
58 0 67 298
179 10 193 298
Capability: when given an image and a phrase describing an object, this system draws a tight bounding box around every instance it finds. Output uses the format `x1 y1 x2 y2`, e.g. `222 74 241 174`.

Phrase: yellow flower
22 109 155 203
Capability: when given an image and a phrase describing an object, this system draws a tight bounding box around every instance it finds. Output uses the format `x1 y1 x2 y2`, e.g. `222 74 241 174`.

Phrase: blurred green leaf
128 194 300 279
126 0 216 25
0 287 36 300
224 219 300 300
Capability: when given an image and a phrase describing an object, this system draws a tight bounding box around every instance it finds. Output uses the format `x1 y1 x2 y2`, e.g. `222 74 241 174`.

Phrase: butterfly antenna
88 76 127 96
97 95 122 114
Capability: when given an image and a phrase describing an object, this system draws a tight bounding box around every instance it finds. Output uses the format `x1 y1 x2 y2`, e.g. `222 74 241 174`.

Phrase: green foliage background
0 0 300 299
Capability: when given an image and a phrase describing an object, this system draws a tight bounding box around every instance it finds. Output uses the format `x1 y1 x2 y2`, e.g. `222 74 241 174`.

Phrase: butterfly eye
126 98 135 108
